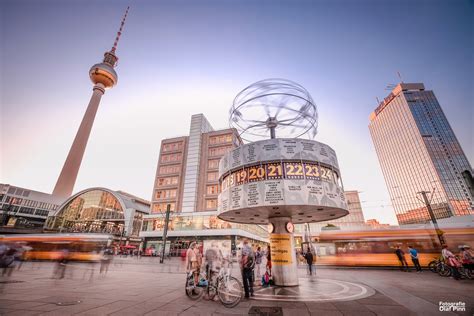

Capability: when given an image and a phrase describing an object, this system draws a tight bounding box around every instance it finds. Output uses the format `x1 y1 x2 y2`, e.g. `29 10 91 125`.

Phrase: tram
0 233 113 261
311 227 474 267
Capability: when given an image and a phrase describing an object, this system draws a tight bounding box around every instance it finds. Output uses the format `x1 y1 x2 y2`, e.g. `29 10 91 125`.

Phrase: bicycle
428 257 443 273
185 266 243 308
437 261 452 277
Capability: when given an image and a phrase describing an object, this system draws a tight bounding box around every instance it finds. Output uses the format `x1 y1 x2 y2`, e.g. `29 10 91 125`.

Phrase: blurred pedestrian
221 242 232 276
204 242 221 281
255 246 263 281
100 248 113 274
408 245 422 272
53 247 69 279
240 239 255 298
395 245 409 271
304 248 314 275
1 245 16 277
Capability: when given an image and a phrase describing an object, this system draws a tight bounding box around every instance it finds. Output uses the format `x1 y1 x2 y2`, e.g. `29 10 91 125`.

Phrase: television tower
52 7 130 199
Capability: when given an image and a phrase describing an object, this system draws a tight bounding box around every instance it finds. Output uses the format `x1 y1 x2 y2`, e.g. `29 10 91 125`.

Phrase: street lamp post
160 204 171 264
417 190 446 247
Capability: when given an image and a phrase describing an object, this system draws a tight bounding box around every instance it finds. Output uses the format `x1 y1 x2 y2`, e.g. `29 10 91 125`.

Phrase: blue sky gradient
1 0 472 224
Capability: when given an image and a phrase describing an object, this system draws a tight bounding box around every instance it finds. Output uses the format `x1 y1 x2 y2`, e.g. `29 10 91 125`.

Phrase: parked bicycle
428 257 444 273
185 266 243 307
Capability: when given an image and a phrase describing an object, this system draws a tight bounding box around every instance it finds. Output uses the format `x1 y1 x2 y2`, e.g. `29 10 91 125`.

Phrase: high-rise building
52 8 129 199
369 83 473 225
150 114 242 214
141 114 268 256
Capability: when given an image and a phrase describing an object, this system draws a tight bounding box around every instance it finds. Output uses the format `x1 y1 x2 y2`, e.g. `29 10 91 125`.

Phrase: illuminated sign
221 161 338 191
270 234 293 265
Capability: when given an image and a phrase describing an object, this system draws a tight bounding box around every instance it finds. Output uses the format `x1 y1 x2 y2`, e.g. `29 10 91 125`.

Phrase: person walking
442 245 461 280
240 239 255 299
408 245 422 272
395 245 409 271
304 248 314 275
255 246 263 282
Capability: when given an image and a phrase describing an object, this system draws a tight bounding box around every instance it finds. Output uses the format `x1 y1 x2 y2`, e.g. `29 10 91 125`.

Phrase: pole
461 170 474 198
118 225 125 255
270 126 276 139
418 191 445 247
160 204 171 264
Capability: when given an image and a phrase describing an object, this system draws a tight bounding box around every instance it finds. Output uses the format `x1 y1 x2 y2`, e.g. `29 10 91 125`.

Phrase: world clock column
268 217 299 286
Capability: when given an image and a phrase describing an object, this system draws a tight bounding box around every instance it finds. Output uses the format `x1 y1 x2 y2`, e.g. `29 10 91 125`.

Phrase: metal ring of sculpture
229 78 318 142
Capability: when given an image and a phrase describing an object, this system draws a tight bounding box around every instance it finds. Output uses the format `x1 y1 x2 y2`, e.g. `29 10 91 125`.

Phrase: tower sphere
89 63 118 88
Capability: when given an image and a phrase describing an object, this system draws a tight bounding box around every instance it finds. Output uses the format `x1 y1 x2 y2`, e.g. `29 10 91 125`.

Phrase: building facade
150 114 243 214
365 219 391 229
0 184 63 232
294 190 367 238
45 187 150 246
369 83 473 225
143 114 267 255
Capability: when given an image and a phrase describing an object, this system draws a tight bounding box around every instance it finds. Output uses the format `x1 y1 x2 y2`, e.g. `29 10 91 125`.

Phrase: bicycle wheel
465 268 474 280
218 276 243 308
438 264 451 277
185 274 205 300
428 261 438 273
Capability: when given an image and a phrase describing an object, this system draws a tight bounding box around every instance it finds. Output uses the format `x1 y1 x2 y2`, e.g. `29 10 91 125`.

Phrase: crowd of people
394 244 473 279
185 240 273 299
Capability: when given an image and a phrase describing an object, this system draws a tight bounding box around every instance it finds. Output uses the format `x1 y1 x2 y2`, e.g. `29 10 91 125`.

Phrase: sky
1 0 472 225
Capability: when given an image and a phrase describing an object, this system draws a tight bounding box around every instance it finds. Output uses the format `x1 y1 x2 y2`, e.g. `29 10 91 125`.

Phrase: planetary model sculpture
218 79 349 286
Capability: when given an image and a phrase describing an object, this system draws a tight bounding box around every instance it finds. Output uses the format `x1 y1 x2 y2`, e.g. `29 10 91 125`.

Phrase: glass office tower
369 83 473 225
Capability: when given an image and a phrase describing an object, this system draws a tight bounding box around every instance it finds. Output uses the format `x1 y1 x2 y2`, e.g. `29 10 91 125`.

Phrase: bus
0 233 113 262
312 227 474 267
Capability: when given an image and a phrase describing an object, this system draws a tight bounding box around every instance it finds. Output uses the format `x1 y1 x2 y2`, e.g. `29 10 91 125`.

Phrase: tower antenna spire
111 6 130 54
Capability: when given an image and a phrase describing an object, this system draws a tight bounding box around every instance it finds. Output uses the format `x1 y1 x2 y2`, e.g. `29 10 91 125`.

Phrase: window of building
208 159 220 169
162 142 183 152
161 153 182 163
207 185 219 195
155 189 177 199
210 134 233 145
209 146 233 157
159 165 181 175
206 199 217 209
157 177 179 186
207 172 218 181
152 203 176 213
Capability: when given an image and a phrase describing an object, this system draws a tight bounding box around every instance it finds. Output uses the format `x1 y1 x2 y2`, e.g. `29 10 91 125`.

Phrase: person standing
459 246 474 272
185 242 199 284
255 246 263 282
408 245 422 272
304 248 314 275
442 245 461 280
266 245 272 276
395 246 409 271
240 239 255 298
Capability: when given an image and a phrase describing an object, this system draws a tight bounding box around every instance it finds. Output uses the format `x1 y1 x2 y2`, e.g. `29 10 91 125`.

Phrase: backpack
261 271 271 287
244 251 255 269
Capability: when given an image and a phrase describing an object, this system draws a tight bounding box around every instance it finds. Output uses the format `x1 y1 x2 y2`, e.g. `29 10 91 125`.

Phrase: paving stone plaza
0 258 472 316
